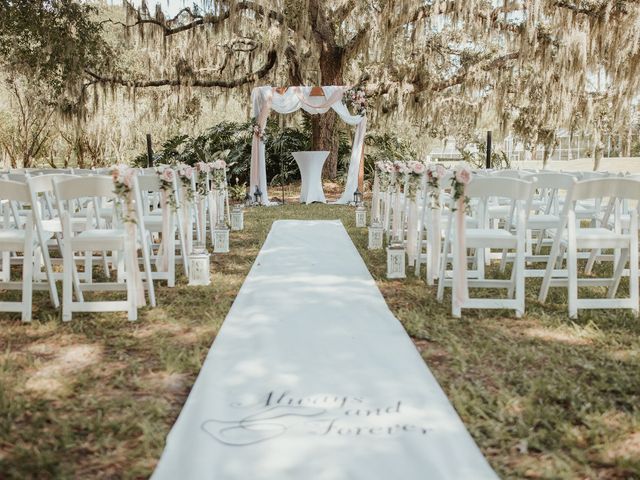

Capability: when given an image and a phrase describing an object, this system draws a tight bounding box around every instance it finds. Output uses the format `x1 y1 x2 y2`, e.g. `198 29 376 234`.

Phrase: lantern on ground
213 220 230 253
254 186 263 205
188 243 211 286
353 187 363 206
355 203 367 228
368 221 384 249
230 205 244 231
386 240 406 279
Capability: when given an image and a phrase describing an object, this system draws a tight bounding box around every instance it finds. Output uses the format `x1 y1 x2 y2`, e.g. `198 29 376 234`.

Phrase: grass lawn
1 201 639 479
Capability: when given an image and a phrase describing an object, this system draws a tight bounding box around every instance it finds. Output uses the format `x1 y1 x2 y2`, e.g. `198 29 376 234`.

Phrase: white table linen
292 151 329 204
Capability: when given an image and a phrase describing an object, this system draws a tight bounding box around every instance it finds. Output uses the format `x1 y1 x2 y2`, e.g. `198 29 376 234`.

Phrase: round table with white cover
292 151 329 204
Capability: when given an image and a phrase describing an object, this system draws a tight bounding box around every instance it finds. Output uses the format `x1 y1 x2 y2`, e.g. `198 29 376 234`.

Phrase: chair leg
515 225 526 317
124 246 138 322
539 235 563 303
1 251 9 282
84 250 93 284
62 245 73 322
607 248 629 299
140 230 156 308
436 228 450 302
168 225 176 288
40 240 60 309
629 214 639 317
21 237 34 322
585 248 600 275
567 223 578 319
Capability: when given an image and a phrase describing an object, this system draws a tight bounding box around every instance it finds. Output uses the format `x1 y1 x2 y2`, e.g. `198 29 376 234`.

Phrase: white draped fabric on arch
250 86 367 205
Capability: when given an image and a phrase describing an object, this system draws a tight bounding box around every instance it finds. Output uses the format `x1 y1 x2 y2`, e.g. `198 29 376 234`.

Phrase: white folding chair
53 176 145 321
0 179 57 321
539 177 639 318
438 176 535 318
135 173 179 290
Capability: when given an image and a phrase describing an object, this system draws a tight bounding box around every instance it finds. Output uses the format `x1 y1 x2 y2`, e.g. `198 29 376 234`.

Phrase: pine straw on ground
1 202 639 479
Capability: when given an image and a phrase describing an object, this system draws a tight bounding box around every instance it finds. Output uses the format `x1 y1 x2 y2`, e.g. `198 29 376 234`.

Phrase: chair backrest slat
466 177 533 202
53 176 115 201
0 179 31 203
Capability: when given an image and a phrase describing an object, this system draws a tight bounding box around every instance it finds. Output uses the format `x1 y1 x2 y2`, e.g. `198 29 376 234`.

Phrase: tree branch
84 50 277 88
430 51 519 92
118 1 285 37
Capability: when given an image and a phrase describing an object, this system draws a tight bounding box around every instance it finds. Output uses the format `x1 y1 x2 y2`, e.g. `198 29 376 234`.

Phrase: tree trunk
306 0 345 181
542 145 551 169
592 129 603 171
311 47 344 180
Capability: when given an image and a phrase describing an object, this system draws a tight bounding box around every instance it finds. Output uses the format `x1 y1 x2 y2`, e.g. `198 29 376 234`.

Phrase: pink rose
214 160 226 169
162 168 175 182
413 162 426 174
184 166 193 179
455 166 472 185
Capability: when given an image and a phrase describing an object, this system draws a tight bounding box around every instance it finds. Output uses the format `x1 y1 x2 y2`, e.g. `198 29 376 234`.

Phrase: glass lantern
213 220 230 253
368 221 384 249
253 186 263 205
353 187 363 206
386 240 406 279
355 204 367 228
230 205 244 231
188 242 211 286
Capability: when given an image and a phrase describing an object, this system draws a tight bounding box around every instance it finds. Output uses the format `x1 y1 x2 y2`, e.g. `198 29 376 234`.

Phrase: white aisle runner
153 220 497 480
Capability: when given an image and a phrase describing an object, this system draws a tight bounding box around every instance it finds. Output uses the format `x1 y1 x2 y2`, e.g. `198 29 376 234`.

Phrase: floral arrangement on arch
111 165 137 224
155 164 178 211
253 123 267 142
450 165 472 212
344 86 367 116
175 162 195 203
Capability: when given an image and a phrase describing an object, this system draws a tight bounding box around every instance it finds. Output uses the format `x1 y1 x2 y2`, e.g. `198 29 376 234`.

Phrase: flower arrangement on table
450 165 472 212
155 164 178 211
111 165 137 224
344 86 367 116
175 162 195 203
427 163 446 208
208 159 227 191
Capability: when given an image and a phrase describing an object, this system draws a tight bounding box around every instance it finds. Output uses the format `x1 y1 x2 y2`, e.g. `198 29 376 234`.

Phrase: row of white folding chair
1 174 157 321
445 175 639 318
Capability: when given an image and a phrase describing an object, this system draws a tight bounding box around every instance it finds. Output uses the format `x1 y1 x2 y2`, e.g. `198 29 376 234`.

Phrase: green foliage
0 0 112 112
134 119 313 186
459 139 511 170
362 133 416 182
